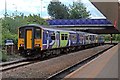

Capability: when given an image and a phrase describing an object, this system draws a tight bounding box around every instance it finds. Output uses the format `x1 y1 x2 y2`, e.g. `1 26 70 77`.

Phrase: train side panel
69 33 77 46
42 29 61 50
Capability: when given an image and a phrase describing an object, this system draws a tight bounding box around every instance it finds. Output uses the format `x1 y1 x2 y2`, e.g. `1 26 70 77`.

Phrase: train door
86 34 89 44
81 34 84 45
46 31 49 49
79 34 83 45
83 34 85 45
56 31 60 48
26 29 32 49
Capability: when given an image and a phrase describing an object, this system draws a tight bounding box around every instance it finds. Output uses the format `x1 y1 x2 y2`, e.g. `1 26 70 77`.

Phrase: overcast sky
1 0 118 19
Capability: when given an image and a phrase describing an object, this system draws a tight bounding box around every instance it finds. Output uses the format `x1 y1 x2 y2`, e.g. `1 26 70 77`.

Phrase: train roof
19 24 98 35
19 24 78 33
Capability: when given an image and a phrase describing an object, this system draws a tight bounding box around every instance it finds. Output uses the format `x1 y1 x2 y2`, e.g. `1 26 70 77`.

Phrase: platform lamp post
110 34 113 44
12 4 18 16
40 0 43 18
4 0 7 18
40 0 46 18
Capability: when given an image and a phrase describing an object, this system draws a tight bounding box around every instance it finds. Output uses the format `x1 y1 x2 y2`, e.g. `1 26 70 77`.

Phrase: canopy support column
110 34 113 44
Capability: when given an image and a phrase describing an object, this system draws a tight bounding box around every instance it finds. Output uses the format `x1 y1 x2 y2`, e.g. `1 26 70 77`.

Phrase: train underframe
18 43 104 58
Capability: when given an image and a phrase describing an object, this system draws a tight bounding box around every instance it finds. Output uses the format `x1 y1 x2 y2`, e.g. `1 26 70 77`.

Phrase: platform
65 43 119 79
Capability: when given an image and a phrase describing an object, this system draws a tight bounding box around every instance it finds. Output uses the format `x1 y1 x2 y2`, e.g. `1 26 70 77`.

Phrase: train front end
18 25 42 56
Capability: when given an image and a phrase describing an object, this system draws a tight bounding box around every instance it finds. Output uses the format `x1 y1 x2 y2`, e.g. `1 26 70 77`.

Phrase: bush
0 49 8 62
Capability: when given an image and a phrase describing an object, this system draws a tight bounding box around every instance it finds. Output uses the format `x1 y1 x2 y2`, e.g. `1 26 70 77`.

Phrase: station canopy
47 19 120 34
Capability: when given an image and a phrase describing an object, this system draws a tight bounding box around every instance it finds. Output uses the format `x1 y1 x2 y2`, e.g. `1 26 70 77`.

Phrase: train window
61 34 64 40
61 34 68 40
35 28 41 39
89 35 92 40
71 34 76 40
93 35 95 41
51 33 55 40
65 34 68 40
86 36 88 40
79 35 83 40
19 28 24 38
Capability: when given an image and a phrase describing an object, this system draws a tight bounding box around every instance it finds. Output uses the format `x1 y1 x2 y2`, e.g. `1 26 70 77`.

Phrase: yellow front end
18 38 24 50
18 28 24 50
34 39 42 49
18 26 42 56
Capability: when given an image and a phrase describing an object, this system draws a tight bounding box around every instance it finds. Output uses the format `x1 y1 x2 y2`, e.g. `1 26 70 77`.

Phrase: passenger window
51 33 55 40
61 34 68 40
90 35 92 40
61 34 64 40
35 28 41 39
86 36 89 40
71 34 76 40
19 28 24 38
65 34 68 40
79 35 83 40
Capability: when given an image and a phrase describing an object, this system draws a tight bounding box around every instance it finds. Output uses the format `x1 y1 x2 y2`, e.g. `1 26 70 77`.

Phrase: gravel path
2 45 112 79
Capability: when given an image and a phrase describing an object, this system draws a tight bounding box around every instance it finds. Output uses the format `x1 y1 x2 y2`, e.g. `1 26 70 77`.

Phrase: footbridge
47 19 120 34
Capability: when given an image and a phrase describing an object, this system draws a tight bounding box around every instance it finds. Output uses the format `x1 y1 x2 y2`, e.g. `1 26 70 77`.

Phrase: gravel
2 45 112 79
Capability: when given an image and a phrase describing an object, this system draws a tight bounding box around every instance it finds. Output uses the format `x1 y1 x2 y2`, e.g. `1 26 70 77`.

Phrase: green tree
1 14 48 45
69 2 90 19
48 0 69 19
0 19 2 45
104 34 120 42
26 14 48 25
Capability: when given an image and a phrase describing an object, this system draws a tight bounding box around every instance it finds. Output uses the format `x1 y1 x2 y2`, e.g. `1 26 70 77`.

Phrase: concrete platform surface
65 44 119 78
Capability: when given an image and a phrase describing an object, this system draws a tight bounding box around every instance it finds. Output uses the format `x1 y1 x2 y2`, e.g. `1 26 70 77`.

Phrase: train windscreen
35 28 41 39
19 28 24 38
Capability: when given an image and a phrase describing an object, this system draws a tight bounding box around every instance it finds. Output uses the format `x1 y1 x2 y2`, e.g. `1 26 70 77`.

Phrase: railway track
2 44 114 78
1 44 115 75
0 45 102 72
47 45 114 80
0 58 38 72
0 58 27 67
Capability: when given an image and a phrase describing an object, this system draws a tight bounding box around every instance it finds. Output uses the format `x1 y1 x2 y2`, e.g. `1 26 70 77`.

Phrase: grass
0 48 23 62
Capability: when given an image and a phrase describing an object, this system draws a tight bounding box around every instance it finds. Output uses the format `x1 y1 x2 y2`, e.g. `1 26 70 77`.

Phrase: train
18 24 104 57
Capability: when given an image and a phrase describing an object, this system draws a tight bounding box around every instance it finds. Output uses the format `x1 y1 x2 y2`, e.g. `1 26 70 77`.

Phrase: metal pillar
110 34 113 44
5 0 7 18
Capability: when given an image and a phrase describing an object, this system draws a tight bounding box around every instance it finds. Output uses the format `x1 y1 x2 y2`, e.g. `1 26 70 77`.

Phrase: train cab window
51 33 55 40
19 28 24 38
35 28 41 39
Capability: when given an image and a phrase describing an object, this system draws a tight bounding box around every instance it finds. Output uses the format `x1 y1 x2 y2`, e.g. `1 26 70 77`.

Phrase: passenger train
18 24 104 57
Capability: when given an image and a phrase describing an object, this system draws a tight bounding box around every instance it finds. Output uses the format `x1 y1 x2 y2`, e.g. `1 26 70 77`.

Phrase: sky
0 0 118 19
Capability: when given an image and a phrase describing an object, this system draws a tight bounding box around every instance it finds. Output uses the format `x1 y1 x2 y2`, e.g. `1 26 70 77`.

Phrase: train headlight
20 44 24 47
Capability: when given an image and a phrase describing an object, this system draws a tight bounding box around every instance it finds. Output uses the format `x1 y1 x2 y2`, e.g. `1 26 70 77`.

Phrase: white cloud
80 0 106 19
0 0 49 17
7 0 47 13
0 0 107 19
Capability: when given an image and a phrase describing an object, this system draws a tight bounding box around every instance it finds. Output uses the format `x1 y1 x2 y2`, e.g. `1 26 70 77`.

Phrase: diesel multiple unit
18 24 104 56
